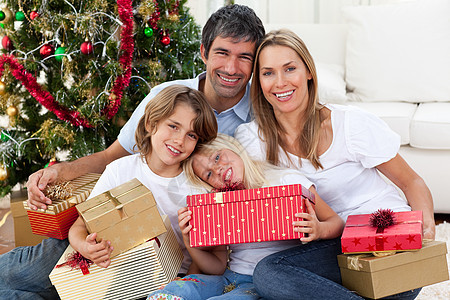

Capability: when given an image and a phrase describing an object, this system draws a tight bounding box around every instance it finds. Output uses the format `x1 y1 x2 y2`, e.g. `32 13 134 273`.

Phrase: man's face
201 36 256 105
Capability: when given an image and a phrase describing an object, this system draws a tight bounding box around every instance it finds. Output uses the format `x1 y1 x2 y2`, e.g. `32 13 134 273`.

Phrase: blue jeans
147 269 259 300
253 238 421 300
0 238 69 300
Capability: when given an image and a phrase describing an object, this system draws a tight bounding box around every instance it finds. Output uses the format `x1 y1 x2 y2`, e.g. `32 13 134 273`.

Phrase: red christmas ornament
30 11 39 20
161 35 170 46
40 44 55 58
2 36 13 51
80 41 93 55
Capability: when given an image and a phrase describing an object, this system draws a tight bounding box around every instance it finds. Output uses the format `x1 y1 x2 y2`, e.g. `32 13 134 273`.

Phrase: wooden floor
1 206 449 255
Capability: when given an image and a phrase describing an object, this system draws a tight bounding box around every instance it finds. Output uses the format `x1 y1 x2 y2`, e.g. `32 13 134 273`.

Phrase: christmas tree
0 0 204 196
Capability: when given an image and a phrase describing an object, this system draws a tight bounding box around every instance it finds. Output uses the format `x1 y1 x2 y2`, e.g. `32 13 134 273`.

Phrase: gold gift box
9 189 46 246
76 178 166 257
50 215 183 300
338 240 449 299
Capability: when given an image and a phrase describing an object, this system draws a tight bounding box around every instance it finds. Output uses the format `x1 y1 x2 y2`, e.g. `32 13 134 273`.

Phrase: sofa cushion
410 103 450 150
343 0 450 103
316 63 347 104
347 102 416 146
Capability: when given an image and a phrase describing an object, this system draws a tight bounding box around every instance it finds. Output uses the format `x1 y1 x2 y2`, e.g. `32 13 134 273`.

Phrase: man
27 4 264 211
0 5 265 299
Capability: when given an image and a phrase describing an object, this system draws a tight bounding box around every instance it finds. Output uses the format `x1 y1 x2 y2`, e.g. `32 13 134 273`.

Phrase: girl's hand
178 207 193 246
293 200 322 243
80 232 113 268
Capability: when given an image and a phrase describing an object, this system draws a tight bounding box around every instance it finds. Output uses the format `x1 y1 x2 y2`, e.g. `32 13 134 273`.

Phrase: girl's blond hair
184 134 279 190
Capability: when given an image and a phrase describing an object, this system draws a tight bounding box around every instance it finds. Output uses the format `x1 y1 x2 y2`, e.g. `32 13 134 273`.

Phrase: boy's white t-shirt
87 153 205 273
235 104 411 223
228 168 314 276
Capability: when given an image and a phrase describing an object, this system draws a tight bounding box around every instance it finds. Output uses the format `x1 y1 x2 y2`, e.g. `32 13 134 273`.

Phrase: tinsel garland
103 0 134 119
0 0 134 127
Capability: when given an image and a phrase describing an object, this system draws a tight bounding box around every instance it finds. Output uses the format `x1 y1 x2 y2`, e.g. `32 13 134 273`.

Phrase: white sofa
265 1 450 213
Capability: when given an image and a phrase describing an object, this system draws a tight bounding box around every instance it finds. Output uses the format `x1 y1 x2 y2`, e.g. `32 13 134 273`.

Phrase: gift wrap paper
338 240 449 299
9 189 46 246
187 184 315 247
76 178 166 257
24 173 100 239
341 211 423 254
50 216 183 300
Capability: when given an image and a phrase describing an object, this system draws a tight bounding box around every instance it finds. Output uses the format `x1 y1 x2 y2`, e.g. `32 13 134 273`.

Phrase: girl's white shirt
87 153 205 273
228 168 314 275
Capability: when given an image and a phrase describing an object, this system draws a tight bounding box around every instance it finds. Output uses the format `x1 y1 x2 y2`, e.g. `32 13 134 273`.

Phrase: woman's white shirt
235 104 411 222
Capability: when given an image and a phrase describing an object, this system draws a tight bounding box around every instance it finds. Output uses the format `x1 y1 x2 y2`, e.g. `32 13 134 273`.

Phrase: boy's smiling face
147 102 199 177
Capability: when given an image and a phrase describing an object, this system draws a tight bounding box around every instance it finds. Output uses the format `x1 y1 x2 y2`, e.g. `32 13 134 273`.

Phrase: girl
68 85 217 273
147 134 344 300
235 29 428 299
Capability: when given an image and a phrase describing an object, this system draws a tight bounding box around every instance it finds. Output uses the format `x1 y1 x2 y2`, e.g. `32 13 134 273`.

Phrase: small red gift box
187 184 315 247
341 210 423 254
24 173 100 240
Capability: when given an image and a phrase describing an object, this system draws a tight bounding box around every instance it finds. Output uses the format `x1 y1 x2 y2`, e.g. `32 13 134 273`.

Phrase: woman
235 29 432 299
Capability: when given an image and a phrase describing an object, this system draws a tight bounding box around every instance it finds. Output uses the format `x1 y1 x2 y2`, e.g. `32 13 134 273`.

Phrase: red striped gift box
187 184 315 247
24 173 100 239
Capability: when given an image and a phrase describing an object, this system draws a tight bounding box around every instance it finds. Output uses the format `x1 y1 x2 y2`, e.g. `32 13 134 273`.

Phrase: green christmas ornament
144 27 154 37
54 46 66 62
0 24 3 29
0 131 9 142
0 11 5 21
15 11 25 21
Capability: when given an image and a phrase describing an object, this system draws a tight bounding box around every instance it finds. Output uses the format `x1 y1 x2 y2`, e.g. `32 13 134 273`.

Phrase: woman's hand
79 232 113 268
293 200 322 242
178 207 193 246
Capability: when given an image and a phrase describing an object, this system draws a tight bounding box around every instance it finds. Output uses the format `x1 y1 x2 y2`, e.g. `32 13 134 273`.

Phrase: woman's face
192 148 245 189
258 45 312 115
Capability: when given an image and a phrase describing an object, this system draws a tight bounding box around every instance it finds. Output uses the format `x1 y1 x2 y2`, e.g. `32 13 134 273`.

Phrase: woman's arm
293 187 344 242
178 207 228 275
376 154 435 239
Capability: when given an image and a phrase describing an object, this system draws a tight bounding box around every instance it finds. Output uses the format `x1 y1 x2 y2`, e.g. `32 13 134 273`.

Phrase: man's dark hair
202 4 265 59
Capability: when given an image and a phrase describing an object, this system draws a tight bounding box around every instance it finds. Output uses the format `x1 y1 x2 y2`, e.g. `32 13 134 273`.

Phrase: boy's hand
81 233 113 268
293 200 321 243
178 207 193 245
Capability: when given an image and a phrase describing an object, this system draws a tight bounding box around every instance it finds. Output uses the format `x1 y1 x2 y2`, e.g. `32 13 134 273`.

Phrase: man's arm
26 140 130 210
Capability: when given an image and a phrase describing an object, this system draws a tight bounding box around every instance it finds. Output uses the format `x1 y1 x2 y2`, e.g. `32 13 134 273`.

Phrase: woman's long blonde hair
184 134 273 190
251 29 323 169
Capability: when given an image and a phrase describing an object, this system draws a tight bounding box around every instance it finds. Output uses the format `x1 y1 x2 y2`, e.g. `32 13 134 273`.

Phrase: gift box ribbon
79 190 130 220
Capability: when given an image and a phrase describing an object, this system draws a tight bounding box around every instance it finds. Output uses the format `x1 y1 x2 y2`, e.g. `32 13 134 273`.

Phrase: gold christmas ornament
109 93 117 100
0 80 6 95
6 105 18 117
0 164 8 181
0 7 13 23
168 13 179 22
